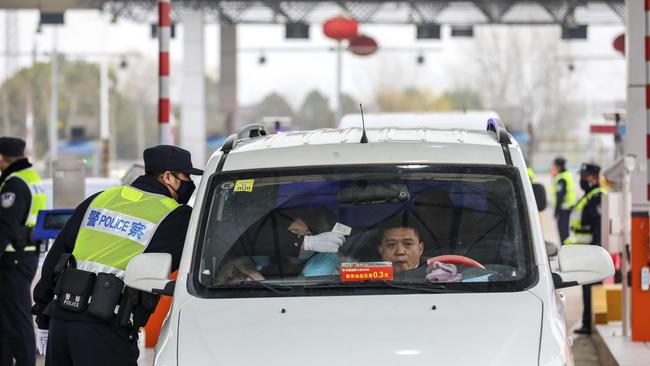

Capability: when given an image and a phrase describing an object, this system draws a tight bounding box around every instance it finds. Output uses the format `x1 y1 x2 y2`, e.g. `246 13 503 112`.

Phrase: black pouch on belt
55 268 95 313
88 273 125 321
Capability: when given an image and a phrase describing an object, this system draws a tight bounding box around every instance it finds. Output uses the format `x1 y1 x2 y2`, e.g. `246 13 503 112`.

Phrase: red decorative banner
341 262 393 282
590 125 617 134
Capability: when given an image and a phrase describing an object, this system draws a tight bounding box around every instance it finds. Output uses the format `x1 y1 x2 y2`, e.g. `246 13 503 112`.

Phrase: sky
0 9 626 112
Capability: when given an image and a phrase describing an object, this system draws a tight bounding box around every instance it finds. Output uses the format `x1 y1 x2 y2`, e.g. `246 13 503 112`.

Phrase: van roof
210 127 517 171
338 111 500 130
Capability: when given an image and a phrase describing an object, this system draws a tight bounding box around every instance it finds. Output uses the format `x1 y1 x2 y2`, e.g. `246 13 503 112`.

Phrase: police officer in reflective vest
564 163 605 335
32 145 203 365
0 137 45 366
551 157 577 243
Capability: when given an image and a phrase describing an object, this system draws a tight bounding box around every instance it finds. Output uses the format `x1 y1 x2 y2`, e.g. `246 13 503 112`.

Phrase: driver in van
377 225 461 282
377 226 425 274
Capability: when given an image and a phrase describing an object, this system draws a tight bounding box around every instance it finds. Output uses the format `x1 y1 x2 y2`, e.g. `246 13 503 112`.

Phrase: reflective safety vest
564 187 606 245
551 171 577 210
527 167 535 183
0 167 46 228
72 186 179 277
0 168 47 252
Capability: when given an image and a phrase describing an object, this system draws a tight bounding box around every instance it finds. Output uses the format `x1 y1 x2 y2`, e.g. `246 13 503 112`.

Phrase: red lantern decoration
323 16 358 41
613 33 625 55
348 35 378 56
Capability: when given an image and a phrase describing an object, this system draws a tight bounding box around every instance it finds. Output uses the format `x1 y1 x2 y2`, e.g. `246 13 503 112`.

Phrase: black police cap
0 137 26 157
553 156 566 168
143 145 203 175
580 163 601 176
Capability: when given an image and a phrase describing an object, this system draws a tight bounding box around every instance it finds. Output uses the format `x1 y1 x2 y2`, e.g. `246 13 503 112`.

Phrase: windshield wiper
210 281 294 295
306 280 456 294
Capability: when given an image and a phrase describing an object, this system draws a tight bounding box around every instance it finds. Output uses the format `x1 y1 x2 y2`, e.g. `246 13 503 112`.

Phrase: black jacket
0 158 35 261
32 175 192 329
580 185 603 246
554 171 569 216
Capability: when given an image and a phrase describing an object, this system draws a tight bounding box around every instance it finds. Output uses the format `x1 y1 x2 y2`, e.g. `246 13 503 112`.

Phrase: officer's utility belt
55 268 126 321
53 254 159 329
53 254 125 322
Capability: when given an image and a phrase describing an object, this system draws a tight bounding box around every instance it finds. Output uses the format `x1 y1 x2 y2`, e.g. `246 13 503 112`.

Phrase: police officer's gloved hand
303 232 346 253
36 329 48 355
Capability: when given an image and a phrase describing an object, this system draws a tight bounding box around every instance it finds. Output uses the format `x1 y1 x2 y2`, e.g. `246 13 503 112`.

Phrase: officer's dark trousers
45 318 138 366
0 252 38 366
582 283 593 330
556 209 571 243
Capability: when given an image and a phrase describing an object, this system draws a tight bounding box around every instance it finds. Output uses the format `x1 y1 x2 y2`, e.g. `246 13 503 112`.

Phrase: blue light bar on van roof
486 118 512 145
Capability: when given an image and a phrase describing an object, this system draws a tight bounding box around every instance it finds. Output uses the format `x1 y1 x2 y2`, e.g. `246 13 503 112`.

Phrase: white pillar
626 0 649 209
49 27 59 160
100 59 110 176
335 41 343 126
181 10 206 166
219 25 238 134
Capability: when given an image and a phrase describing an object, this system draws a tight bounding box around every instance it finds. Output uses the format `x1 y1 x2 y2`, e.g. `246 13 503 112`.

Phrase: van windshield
193 165 536 296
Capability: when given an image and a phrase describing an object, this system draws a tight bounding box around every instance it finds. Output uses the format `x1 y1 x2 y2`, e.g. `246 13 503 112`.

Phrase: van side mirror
553 245 614 288
125 253 174 296
532 183 547 211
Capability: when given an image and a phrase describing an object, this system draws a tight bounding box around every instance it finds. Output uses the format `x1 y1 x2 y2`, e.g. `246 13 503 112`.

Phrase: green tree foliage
0 58 158 164
442 89 483 111
252 92 294 123
375 87 453 112
341 93 360 116
295 90 332 129
0 58 107 158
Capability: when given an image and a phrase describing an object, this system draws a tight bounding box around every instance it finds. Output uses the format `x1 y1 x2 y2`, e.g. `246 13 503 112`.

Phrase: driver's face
378 228 423 274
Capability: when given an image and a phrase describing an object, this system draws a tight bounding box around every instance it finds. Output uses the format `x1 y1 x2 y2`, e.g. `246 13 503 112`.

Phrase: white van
338 111 500 129
125 119 613 366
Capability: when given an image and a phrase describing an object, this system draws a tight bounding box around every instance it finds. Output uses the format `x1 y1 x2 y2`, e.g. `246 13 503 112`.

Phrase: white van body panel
175 292 542 366
219 128 510 171
338 111 500 130
154 126 572 366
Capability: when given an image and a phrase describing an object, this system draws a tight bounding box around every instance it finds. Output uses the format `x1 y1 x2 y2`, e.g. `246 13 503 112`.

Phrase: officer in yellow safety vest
32 145 203 366
0 137 46 366
564 163 606 335
551 157 577 243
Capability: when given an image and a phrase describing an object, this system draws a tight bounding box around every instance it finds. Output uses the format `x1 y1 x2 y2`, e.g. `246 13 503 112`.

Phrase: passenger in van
218 210 346 283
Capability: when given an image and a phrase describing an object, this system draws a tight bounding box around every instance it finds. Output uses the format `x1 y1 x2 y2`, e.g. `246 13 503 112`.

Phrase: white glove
303 232 346 253
36 329 48 355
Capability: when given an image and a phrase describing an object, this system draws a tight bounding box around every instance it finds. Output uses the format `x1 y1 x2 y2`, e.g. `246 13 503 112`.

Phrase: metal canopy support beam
539 0 580 24
472 0 517 23
264 1 291 22
96 1 624 25
410 1 450 23
606 0 625 20
342 2 382 22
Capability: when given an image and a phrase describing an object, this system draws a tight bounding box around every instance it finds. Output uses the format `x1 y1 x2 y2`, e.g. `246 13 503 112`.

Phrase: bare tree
470 26 585 164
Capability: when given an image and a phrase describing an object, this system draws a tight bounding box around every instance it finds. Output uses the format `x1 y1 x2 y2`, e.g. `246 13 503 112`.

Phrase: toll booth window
195 165 535 296
44 213 74 230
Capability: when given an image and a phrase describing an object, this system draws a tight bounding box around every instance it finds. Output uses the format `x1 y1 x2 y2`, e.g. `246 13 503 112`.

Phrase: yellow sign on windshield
234 179 255 192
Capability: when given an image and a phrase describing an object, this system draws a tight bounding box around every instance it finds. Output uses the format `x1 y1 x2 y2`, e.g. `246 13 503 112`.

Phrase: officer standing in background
551 157 577 243
0 137 46 366
32 145 203 365
564 163 606 335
